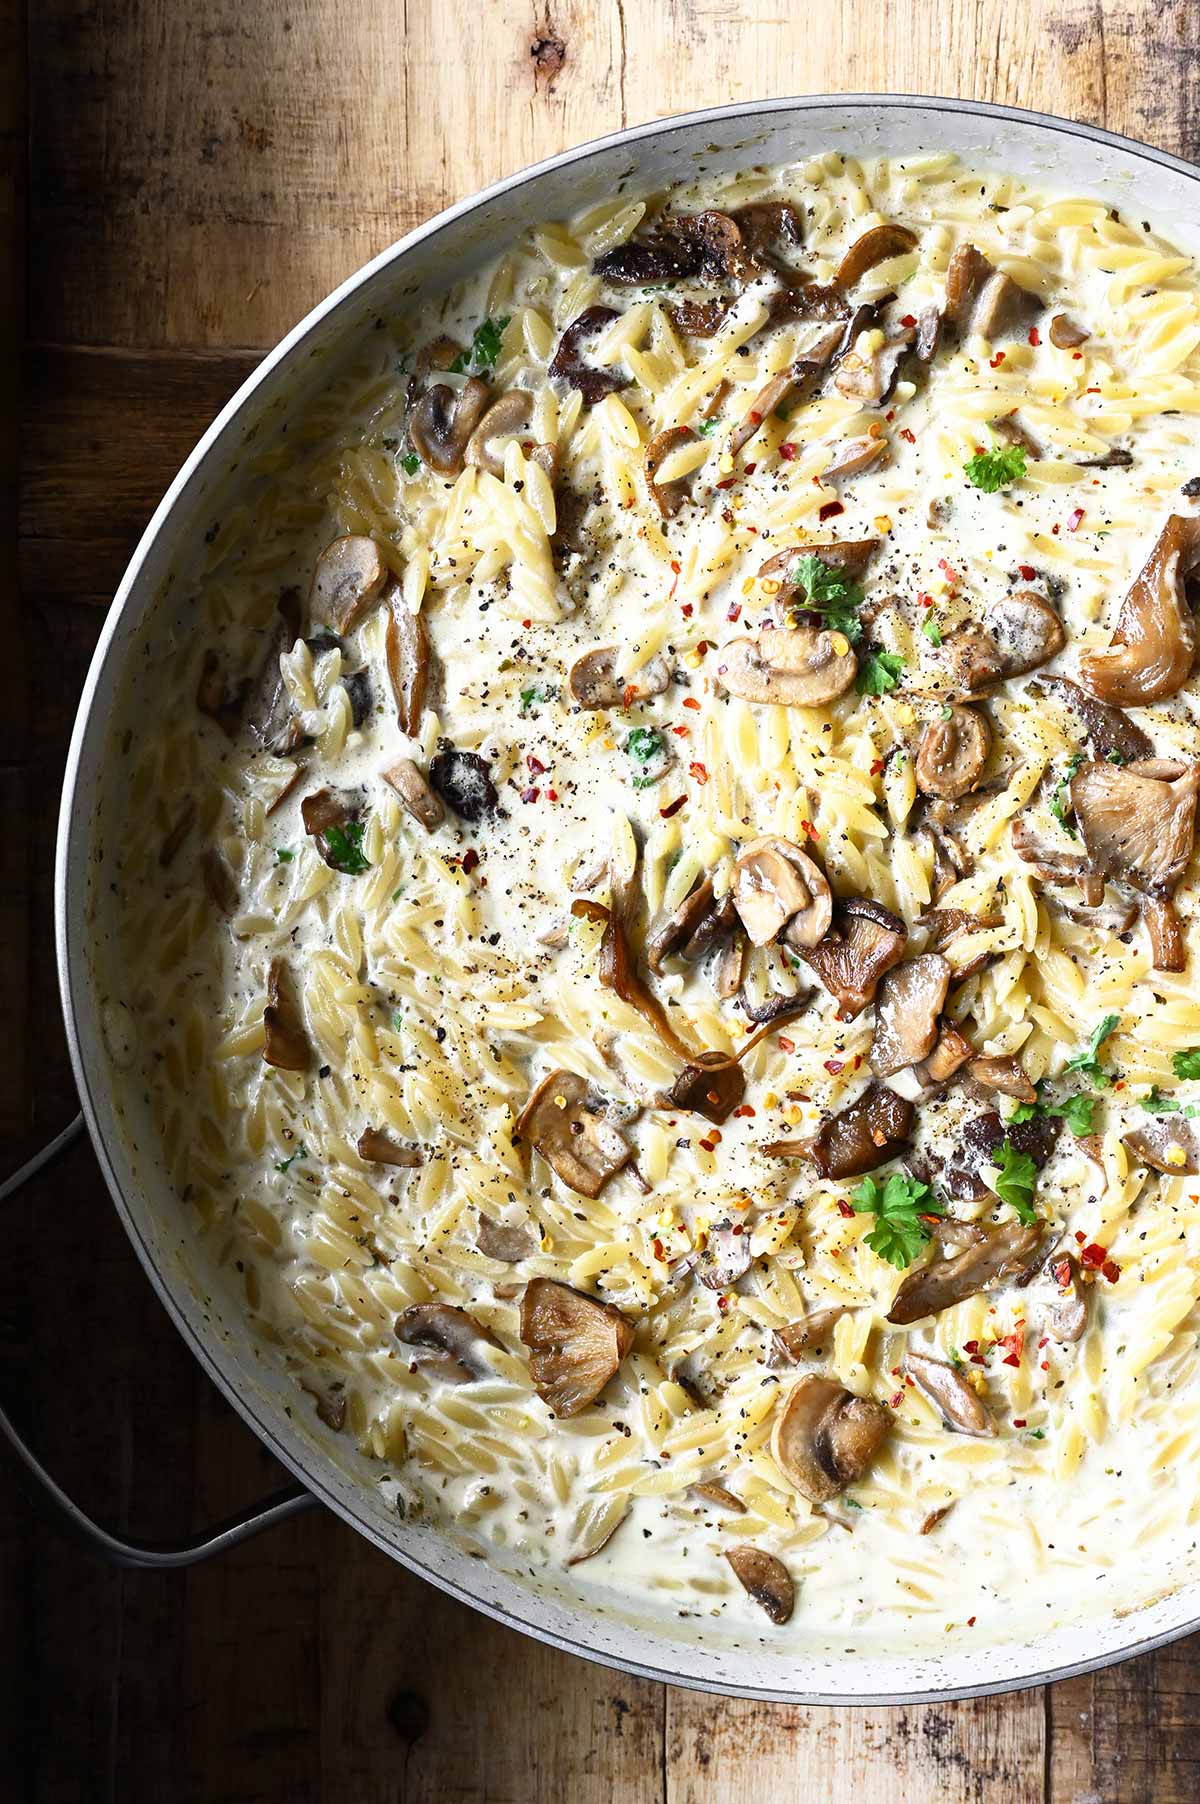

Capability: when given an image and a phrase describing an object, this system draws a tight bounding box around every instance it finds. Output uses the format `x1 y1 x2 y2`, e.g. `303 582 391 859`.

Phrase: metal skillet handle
0 1115 316 1568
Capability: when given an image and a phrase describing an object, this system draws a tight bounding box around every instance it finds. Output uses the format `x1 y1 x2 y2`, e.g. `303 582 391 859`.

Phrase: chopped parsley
322 820 370 876
391 1011 404 1031
1142 1085 1200 1117
400 452 421 476
450 315 510 374
275 1144 308 1173
850 1170 945 1269
920 615 943 646
964 440 1027 492
275 847 295 864
519 683 558 714
788 555 866 643
1010 1082 1097 1136
1173 1049 1200 1081
625 725 669 787
1062 1014 1120 1088
1049 752 1085 837
697 417 720 437
856 649 906 696
993 1139 1039 1224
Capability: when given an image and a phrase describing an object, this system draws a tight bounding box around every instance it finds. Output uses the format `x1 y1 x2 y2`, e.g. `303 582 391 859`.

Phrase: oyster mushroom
300 786 365 870
913 1024 976 1089
915 704 991 800
804 896 908 1018
409 376 491 477
768 1309 851 1365
723 1547 794 1625
919 907 1003 975
1046 1255 1088 1342
1049 313 1089 349
385 590 431 737
870 953 952 1077
903 1351 995 1437
770 1375 892 1503
915 306 943 361
767 1081 913 1180
1122 1115 1200 1175
428 745 498 822
716 626 857 707
464 389 534 476
833 328 915 406
887 1220 1044 1324
356 1127 421 1168
834 222 918 288
1079 514 1200 706
668 297 732 337
970 1055 1037 1105
697 1220 754 1290
646 877 716 972
310 535 389 635
728 369 798 457
549 306 630 404
1038 675 1154 765
568 646 671 710
661 1055 746 1126
1069 760 1200 896
940 591 1066 695
395 1303 500 1384
519 1277 635 1417
592 232 703 286
1011 816 1102 901
476 1213 540 1263
514 1069 632 1199
644 426 700 517
263 956 311 1071
1142 895 1186 973
732 836 833 949
945 242 1040 340
821 433 889 483
732 200 805 263
382 757 444 831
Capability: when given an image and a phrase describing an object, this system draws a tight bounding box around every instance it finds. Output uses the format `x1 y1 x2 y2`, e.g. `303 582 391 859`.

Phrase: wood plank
1050 1643 1200 1804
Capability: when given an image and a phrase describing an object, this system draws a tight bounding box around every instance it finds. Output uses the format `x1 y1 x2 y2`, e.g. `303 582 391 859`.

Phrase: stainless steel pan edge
53 94 1200 1703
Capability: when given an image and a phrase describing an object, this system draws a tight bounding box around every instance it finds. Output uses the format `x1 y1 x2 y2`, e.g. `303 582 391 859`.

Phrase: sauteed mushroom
697 1220 754 1290
1049 313 1089 349
386 590 431 737
915 705 991 799
804 896 908 1017
728 370 798 458
887 1221 1044 1324
767 1081 913 1180
723 1547 795 1625
1069 760 1200 896
646 877 717 972
903 1351 996 1437
310 535 389 634
263 956 311 1070
834 222 918 288
833 328 915 407
428 745 499 822
821 434 889 483
1122 1116 1200 1175
914 1025 976 1089
514 1069 632 1198
941 591 1066 694
1079 514 1200 706
357 1127 422 1168
1038 675 1154 765
464 389 534 476
768 1309 851 1364
519 1278 634 1416
593 232 703 286
870 953 951 1077
568 646 671 710
1046 1255 1088 1343
382 757 444 831
476 1213 540 1263
549 307 630 403
661 1055 746 1126
409 377 491 476
1142 895 1186 973
945 242 1039 340
716 626 857 706
396 1303 500 1383
644 426 700 517
300 786 365 870
770 1375 892 1502
970 1055 1037 1105
732 836 833 948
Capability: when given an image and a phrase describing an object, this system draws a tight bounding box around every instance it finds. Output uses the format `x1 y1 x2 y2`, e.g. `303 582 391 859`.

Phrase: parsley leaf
322 821 370 876
275 847 295 864
625 726 668 787
275 1144 308 1173
1010 1081 1096 1136
1062 1014 1120 1088
697 417 720 437
1173 1049 1200 1081
788 554 866 643
856 649 905 696
850 1171 945 1270
449 315 510 374
993 1139 1039 1223
1142 1085 1200 1117
920 615 943 646
964 441 1027 493
519 683 557 714
1049 752 1084 838
400 452 421 476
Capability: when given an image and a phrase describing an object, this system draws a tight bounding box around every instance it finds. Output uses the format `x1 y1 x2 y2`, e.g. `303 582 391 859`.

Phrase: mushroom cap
887 1220 1044 1324
1046 1255 1089 1342
519 1278 634 1417
428 745 499 823
945 242 1039 340
696 1219 754 1290
1038 674 1154 764
548 306 630 403
464 389 534 477
915 705 991 800
834 221 918 289
768 1309 851 1365
903 1351 996 1437
1122 1115 1200 1175
970 1055 1037 1104
733 836 833 948
385 588 431 738
941 592 1066 695
1069 759 1200 896
728 370 798 457
804 895 908 1018
770 1375 892 1503
475 1212 540 1263
870 953 952 1077
716 626 857 707
310 535 389 635
723 1547 795 1624
832 329 914 406
644 425 700 517
409 377 491 476
593 234 703 285
646 877 716 972
794 1080 914 1181
568 645 671 710
396 1303 500 1383
514 1068 632 1199
263 956 311 1071
382 756 444 831
821 433 889 483
662 1055 746 1126
1049 313 1089 349
1079 513 1200 706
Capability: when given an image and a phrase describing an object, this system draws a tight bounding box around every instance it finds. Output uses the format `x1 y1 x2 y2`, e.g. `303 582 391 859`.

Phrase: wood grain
9 3 1200 1801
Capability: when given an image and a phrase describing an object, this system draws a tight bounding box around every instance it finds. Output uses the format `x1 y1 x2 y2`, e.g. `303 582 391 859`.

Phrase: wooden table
5 4 1200 1798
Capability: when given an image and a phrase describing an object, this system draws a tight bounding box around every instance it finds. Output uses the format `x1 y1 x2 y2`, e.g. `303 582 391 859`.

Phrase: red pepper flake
1018 563 1036 580
733 1104 756 1118
1051 523 1061 536
966 1616 976 1629
778 1036 795 1054
680 602 694 618
890 1391 904 1408
1052 1258 1072 1290
716 476 737 490
660 793 687 819
824 1058 845 1075
800 819 819 842
547 787 559 802
461 847 480 876
1072 351 1083 360
899 426 916 445
1086 386 1101 394
1012 1418 1027 1428
1067 507 1085 533
899 313 917 328
744 462 757 476
526 754 546 775
998 1326 1025 1369
779 441 798 461
1074 1230 1087 1244
695 640 710 656
1102 1258 1121 1284
682 696 701 712
819 499 844 521
937 557 960 585
689 761 709 785
1028 326 1041 347
990 351 1006 368
836 1198 855 1218
671 724 689 737
869 757 885 777
917 591 933 609
716 1294 730 1312
652 1237 666 1261
1080 1242 1107 1270
699 1136 717 1154
726 601 742 623
520 785 539 804
963 1340 979 1354
885 409 896 422
521 618 532 629
670 559 681 576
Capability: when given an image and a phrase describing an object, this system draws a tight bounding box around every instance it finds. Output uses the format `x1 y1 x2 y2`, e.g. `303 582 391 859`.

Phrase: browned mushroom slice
1038 674 1154 764
1122 1115 1200 1175
887 1221 1044 1324
835 222 918 289
689 1481 746 1513
1069 760 1200 896
785 1082 914 1180
1048 890 1138 932
723 1546 794 1624
715 935 748 999
202 846 239 916
970 1055 1037 1104
941 591 1066 695
903 1351 995 1437
732 200 804 259
1142 895 1186 973
409 377 491 477
992 414 1045 461
728 369 798 457
310 535 389 635
519 1277 634 1416
804 896 908 1019
662 1055 746 1126
568 646 671 710
919 907 1003 976
385 591 431 738
870 954 951 1077
300 786 364 869
768 1308 850 1365
914 1025 976 1089
1049 313 1089 349
646 877 716 973
697 1220 753 1290
476 1213 540 1263
593 231 704 285
464 389 534 476
645 426 700 517
833 329 915 406
396 1303 500 1384
822 434 889 483
915 306 943 361
771 1374 892 1502
1046 1254 1088 1342
415 335 463 378
597 887 701 1065
1079 514 1200 706
357 1127 421 1168
514 1068 632 1198
428 745 498 822
549 306 630 403
716 627 857 707
732 836 833 948
915 705 991 801
263 956 311 1070
945 242 1039 340
671 209 759 282
758 536 879 594
1011 816 1100 897
667 297 732 337
382 757 444 831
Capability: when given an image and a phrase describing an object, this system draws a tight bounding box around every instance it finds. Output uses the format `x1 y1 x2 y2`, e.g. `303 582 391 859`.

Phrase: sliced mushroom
913 1025 976 1090
903 1351 995 1437
1142 895 1186 973
887 1221 1044 1324
728 370 798 458
920 907 1003 974
568 646 671 710
476 1212 540 1263
1011 816 1100 897
1049 313 1089 349
915 705 991 800
915 306 943 361
870 954 951 1077
1079 514 1200 706
644 426 700 517
1046 1255 1088 1342
732 200 804 262
732 837 833 949
386 591 431 737
672 209 760 282
464 389 534 476
428 745 498 823
1038 675 1154 765
945 242 1039 341
834 222 918 289
970 1055 1037 1104
646 878 716 972
961 1108 1059 1176
662 1055 746 1126
263 956 311 1071
202 847 239 916
804 896 908 1018
1122 1115 1200 1175
771 1375 892 1503
409 377 491 478
941 591 1066 695
697 1219 753 1290
689 1481 746 1513
300 786 365 870
242 593 306 751
768 1309 850 1365
822 434 889 483
774 1081 913 1180
519 1277 635 1417
310 535 389 635
757 536 879 595
548 306 630 404
514 1069 632 1199
382 757 444 831
395 1303 500 1384
415 335 463 378
723 1546 794 1624
1079 446 1134 470
716 627 857 707
1070 760 1200 896
1048 890 1139 933
593 232 704 286
357 1127 421 1168
667 297 732 337
993 414 1045 461
833 328 914 406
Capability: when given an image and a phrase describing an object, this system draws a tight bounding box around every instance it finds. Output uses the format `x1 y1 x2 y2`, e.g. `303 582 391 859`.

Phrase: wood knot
530 34 566 80
386 1689 430 1744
